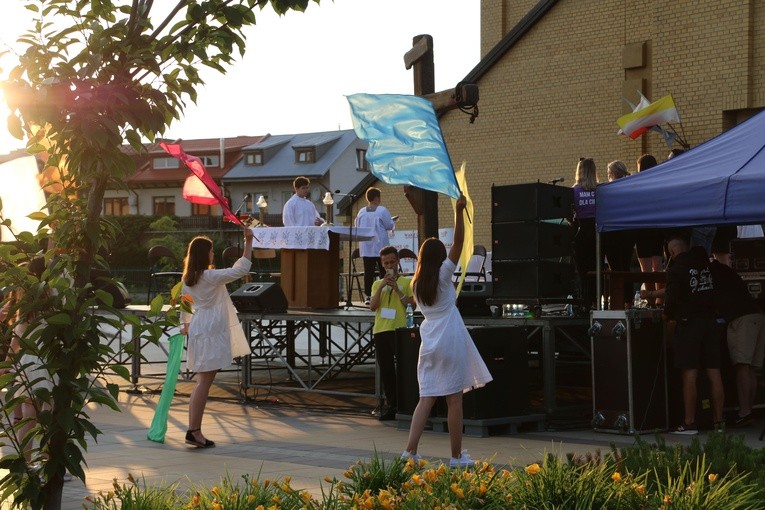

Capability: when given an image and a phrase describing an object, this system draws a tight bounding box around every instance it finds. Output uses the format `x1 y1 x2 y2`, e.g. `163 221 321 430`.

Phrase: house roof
223 129 361 182
463 0 559 85
128 135 264 187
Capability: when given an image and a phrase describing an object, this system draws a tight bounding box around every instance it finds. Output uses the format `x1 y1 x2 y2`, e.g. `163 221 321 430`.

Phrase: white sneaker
449 450 475 469
400 450 421 462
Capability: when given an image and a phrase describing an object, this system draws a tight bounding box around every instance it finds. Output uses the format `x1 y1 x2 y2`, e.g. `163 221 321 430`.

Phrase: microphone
548 177 565 185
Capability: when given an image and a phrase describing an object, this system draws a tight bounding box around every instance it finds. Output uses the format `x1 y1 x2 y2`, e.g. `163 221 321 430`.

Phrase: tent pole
596 231 602 311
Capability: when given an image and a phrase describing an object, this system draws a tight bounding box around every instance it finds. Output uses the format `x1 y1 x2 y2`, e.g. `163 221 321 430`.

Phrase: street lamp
322 192 334 225
256 194 268 226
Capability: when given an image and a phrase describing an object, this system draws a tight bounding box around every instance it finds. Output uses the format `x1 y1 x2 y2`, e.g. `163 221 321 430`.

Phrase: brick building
353 0 765 248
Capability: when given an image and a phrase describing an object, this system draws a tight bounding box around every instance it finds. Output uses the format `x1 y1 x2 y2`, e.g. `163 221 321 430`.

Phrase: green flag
147 333 185 443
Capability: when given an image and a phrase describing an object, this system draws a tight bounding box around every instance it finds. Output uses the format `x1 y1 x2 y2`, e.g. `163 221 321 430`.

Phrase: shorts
672 317 724 369
634 229 665 258
727 313 765 367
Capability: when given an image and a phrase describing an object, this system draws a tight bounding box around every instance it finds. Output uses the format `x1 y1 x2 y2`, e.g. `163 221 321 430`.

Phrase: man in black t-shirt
664 236 725 434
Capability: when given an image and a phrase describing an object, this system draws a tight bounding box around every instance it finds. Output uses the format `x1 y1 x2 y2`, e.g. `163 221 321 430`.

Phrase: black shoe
378 407 397 421
185 429 215 448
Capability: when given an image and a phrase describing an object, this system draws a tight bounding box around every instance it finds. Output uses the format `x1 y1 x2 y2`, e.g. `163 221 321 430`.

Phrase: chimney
219 138 225 168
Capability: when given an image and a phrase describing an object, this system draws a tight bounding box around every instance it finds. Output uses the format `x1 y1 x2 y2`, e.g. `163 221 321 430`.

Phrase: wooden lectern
280 232 340 308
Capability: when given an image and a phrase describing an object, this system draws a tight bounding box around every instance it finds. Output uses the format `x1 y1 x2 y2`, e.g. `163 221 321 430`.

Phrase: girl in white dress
180 227 253 447
402 195 492 468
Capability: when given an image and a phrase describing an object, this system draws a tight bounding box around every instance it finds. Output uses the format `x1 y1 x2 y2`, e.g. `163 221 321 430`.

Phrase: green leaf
110 364 130 381
46 313 72 326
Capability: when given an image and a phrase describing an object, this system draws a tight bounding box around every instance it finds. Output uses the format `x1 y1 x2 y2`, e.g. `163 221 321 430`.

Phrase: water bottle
405 303 414 328
633 290 642 308
565 295 574 317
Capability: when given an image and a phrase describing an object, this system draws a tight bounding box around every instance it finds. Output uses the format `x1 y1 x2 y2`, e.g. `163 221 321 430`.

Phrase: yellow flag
452 161 474 295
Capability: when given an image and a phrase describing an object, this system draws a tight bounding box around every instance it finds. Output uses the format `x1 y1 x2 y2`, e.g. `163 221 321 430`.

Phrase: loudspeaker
739 273 765 313
395 327 530 419
457 281 493 317
731 237 765 271
493 260 574 299
492 183 572 222
492 221 573 260
464 327 530 418
230 282 288 312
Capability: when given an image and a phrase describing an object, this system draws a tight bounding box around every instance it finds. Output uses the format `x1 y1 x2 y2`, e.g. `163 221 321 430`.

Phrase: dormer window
153 157 181 169
200 155 220 167
246 151 264 166
356 148 368 171
295 148 315 163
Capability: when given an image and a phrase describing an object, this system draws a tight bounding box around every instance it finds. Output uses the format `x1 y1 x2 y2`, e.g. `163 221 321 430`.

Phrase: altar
252 226 374 309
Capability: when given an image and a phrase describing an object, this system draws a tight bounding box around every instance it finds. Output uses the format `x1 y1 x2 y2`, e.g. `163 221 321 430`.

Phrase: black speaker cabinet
731 237 765 271
395 326 530 419
464 326 530 418
590 310 667 434
492 183 572 222
492 221 573 260
457 281 493 317
740 273 765 313
493 261 574 299
230 282 288 312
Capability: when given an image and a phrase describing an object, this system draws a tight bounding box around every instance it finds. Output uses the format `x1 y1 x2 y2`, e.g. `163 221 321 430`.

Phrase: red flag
160 142 243 226
182 175 218 205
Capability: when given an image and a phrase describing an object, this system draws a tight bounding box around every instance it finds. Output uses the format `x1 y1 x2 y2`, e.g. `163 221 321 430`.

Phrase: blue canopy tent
596 109 765 232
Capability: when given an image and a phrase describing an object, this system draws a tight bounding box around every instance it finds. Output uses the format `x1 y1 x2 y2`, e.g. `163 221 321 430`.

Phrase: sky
0 0 480 154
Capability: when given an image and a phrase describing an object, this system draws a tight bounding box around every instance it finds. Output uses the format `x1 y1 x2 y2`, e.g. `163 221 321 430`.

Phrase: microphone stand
334 192 360 309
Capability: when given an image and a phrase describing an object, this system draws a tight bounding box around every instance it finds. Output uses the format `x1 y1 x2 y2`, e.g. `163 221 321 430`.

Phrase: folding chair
147 245 182 302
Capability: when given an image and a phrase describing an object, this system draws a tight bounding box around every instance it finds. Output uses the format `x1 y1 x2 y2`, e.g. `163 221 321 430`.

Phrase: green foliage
584 433 765 493
0 1 319 507
107 215 156 268
80 450 765 510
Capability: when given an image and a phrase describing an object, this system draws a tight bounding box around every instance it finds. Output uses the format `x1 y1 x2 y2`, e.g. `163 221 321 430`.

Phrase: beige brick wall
436 0 765 248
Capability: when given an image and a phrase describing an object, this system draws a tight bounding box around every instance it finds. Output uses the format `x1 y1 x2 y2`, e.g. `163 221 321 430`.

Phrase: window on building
200 155 220 167
103 197 129 216
245 151 263 166
153 196 175 216
295 148 315 163
356 148 368 171
191 203 213 216
152 157 180 169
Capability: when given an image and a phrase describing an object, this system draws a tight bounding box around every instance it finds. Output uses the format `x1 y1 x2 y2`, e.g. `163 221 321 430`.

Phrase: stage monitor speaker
230 282 288 313
740 273 765 313
492 183 572 223
457 281 493 317
493 260 574 299
492 221 573 260
731 237 765 272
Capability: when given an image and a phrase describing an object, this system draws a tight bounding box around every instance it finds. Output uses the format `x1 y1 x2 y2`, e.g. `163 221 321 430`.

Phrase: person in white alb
355 187 395 304
282 176 323 227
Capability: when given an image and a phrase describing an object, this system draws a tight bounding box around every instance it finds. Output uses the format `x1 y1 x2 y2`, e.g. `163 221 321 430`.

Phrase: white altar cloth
251 226 374 250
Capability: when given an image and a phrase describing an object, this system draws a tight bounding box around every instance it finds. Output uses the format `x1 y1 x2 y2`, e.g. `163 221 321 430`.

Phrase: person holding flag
180 226 254 448
401 194 492 468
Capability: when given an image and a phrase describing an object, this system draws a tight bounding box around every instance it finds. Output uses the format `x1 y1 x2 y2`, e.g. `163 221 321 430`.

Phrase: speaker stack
491 183 574 303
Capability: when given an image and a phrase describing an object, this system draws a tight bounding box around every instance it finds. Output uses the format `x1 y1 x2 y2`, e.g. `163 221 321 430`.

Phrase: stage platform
117 305 592 424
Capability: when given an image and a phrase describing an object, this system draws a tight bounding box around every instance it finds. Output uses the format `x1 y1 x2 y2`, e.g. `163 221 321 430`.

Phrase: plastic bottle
405 303 415 328
633 290 642 308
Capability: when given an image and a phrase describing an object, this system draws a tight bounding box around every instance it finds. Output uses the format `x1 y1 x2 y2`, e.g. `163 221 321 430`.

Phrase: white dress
181 257 252 372
415 258 492 396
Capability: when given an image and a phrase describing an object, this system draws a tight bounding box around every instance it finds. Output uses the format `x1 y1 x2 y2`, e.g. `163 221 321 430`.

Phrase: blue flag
347 93 460 199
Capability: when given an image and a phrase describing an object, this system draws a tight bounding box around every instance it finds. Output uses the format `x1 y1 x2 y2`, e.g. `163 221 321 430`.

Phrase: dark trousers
362 256 383 297
374 330 397 408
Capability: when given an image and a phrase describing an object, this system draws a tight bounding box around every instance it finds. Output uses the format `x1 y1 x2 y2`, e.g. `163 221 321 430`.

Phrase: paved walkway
33 376 761 509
